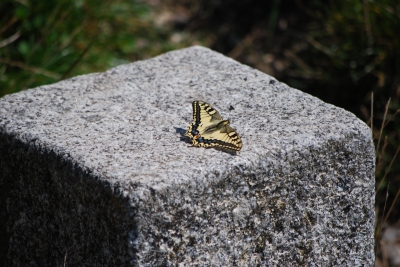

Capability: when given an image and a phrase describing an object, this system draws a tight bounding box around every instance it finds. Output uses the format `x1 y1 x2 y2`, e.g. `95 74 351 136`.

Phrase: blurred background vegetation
1 0 399 265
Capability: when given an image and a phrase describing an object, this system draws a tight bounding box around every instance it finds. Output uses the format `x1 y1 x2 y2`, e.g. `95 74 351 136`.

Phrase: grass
0 0 194 97
373 96 400 265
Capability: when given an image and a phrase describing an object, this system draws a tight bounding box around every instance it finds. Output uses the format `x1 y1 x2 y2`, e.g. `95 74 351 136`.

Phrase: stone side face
0 46 374 266
0 134 136 266
133 135 375 266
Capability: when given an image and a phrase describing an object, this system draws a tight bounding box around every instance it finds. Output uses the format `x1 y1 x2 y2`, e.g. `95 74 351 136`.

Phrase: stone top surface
0 46 371 190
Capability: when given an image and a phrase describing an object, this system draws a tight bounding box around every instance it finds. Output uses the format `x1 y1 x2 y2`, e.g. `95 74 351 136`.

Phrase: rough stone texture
0 46 375 266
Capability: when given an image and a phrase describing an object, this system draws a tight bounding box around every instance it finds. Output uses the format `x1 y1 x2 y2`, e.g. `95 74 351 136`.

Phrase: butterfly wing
185 101 221 139
199 120 243 151
193 101 223 123
185 101 242 151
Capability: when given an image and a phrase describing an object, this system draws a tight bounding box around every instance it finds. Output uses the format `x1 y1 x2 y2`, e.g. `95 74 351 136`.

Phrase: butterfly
184 101 242 151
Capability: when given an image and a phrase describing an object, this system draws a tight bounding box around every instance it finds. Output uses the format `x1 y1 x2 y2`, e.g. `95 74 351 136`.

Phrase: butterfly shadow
175 127 191 144
175 127 238 155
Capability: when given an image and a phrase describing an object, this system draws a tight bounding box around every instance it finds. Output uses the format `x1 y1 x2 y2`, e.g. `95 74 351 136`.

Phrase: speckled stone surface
0 46 375 266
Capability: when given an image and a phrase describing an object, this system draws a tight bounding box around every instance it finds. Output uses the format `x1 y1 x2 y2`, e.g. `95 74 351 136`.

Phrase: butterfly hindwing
185 101 242 151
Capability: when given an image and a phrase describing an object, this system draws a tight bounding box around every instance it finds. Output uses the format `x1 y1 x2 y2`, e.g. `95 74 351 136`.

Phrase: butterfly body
185 101 242 151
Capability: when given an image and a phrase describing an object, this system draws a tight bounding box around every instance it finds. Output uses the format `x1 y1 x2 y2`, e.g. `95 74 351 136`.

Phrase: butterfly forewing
193 101 223 123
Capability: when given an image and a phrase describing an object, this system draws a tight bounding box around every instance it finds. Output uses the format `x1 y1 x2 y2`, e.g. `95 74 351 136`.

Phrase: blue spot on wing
199 138 218 144
191 123 200 135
